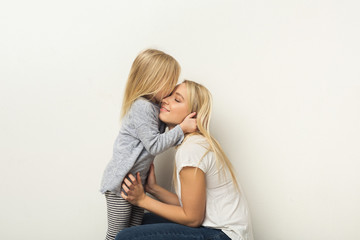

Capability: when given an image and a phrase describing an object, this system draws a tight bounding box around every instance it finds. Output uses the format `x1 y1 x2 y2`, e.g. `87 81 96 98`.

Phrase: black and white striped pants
105 191 144 240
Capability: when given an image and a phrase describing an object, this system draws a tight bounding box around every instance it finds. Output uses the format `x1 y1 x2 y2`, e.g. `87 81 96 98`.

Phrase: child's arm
134 102 196 155
136 123 183 156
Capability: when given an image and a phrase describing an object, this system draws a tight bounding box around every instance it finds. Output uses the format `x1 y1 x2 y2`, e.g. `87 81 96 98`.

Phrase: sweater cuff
172 124 184 145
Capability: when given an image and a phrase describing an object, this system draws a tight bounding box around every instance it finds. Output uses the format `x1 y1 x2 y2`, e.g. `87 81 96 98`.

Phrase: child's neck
167 125 176 130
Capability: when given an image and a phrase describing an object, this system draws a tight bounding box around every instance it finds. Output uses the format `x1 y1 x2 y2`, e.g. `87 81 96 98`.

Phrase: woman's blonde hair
175 80 240 191
121 49 181 118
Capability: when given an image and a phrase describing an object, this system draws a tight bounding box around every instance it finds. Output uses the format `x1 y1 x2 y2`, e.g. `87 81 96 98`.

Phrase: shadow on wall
154 148 177 192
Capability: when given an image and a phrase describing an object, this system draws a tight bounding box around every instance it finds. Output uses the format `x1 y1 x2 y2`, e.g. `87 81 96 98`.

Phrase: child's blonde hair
175 80 240 191
121 49 181 118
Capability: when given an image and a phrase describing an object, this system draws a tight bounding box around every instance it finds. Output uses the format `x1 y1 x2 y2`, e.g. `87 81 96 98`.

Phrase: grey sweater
100 97 184 196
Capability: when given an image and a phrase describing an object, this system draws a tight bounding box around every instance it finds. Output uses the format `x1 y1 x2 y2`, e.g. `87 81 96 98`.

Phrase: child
100 49 197 240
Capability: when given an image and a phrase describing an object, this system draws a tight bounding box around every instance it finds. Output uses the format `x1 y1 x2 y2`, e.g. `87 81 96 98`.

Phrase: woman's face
159 83 190 129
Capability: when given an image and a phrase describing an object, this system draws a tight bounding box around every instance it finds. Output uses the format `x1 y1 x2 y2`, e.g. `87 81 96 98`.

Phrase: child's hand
180 112 197 133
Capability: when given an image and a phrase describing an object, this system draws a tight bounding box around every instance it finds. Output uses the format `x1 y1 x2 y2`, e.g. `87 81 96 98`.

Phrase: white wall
1 1 359 239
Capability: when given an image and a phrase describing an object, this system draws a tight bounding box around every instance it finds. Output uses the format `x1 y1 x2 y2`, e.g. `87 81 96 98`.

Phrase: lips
160 106 170 112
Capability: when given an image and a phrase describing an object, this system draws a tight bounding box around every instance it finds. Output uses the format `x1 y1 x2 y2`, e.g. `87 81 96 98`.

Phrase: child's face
159 83 189 128
154 88 172 103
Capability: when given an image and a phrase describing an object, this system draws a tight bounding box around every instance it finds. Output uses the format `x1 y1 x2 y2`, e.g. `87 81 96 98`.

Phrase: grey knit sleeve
132 100 184 155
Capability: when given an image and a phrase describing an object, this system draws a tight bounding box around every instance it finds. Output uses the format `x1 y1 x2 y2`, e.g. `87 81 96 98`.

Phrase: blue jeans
115 213 231 240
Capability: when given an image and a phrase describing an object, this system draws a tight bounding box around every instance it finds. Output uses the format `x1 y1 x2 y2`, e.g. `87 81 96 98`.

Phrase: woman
117 80 253 240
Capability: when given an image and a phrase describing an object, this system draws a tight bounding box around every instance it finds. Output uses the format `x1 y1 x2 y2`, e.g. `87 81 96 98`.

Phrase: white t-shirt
175 135 253 240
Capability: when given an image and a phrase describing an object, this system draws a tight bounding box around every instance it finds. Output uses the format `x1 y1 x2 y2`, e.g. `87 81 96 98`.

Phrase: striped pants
105 191 144 240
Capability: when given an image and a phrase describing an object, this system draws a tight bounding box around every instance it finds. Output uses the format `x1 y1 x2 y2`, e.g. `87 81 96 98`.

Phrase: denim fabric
115 213 231 240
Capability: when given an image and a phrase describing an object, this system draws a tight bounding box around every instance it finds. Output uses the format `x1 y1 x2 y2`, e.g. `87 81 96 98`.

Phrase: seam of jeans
207 231 230 240
130 232 202 240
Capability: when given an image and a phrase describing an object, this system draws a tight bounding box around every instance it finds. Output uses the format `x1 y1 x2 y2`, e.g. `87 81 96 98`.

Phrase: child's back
100 97 184 196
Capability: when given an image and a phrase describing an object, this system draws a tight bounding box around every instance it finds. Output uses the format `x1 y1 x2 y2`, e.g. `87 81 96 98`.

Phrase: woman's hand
145 164 157 194
121 172 146 206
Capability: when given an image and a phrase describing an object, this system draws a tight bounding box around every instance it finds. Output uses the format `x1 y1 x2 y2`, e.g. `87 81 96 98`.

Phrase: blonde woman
100 50 197 240
118 80 253 240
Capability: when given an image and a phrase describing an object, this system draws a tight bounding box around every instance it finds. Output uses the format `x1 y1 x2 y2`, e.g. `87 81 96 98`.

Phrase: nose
162 97 169 105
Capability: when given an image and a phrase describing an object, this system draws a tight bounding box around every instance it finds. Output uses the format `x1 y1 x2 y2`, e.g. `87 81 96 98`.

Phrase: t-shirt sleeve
130 99 184 156
176 140 210 174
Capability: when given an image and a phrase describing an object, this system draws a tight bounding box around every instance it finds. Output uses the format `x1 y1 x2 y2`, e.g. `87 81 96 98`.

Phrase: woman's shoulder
175 134 214 173
177 134 209 155
182 134 208 145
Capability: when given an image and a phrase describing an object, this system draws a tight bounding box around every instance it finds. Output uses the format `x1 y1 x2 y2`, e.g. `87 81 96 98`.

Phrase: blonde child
100 49 197 240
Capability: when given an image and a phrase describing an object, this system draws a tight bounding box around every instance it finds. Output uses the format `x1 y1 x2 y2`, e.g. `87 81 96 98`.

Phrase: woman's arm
145 164 180 206
146 184 180 206
122 167 206 227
